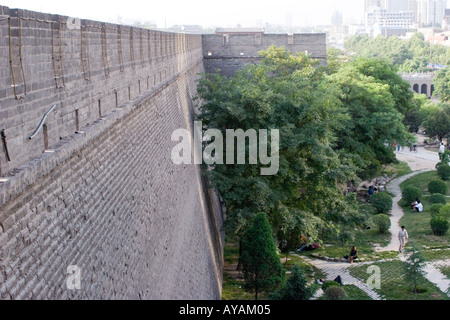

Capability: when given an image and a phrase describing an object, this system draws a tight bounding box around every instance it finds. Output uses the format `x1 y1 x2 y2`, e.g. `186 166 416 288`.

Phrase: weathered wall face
202 33 327 76
0 6 224 299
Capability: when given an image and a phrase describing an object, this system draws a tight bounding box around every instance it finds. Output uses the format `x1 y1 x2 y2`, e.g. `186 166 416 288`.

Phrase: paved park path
303 139 450 299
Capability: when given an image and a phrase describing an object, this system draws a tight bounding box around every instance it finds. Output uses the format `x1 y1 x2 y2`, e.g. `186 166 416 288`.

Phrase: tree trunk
236 239 243 271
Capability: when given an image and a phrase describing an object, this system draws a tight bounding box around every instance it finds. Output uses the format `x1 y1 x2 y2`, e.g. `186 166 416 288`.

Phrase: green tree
271 264 316 300
196 46 360 266
434 68 450 103
241 212 284 300
422 105 450 142
329 61 413 180
403 242 426 294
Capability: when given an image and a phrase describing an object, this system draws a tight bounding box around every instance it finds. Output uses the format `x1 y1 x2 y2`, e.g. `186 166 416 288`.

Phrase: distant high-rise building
385 0 409 12
416 0 447 27
331 10 343 26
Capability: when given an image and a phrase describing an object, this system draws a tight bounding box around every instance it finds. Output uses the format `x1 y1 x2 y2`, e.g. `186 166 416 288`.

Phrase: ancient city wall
202 33 327 76
0 6 224 299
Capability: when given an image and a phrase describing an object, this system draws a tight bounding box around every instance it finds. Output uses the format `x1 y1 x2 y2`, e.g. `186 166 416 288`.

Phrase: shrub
402 186 422 205
373 214 391 234
270 265 315 300
439 204 450 218
429 193 447 205
430 203 445 217
322 280 340 292
371 192 393 213
436 162 450 181
325 286 347 300
430 215 449 236
428 180 448 195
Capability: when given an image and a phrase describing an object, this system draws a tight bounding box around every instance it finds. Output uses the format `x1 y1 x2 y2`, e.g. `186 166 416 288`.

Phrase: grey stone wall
0 6 224 300
202 33 327 76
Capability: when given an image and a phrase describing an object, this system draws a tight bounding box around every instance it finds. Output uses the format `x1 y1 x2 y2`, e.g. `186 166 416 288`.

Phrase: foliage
329 58 414 180
436 162 450 181
345 33 450 73
324 286 347 300
434 68 450 103
428 193 447 205
438 204 450 218
428 180 448 195
422 105 450 142
429 203 445 217
270 265 316 300
241 213 284 300
370 192 393 213
404 242 426 294
403 95 426 133
373 214 391 234
322 280 340 292
196 46 363 249
402 186 422 204
430 215 449 236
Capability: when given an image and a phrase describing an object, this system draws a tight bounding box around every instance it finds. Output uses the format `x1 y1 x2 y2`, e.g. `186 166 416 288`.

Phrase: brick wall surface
0 4 326 300
0 5 224 300
202 33 327 76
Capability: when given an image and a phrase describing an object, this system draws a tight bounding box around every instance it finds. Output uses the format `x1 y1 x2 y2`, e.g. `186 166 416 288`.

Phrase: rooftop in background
215 27 265 35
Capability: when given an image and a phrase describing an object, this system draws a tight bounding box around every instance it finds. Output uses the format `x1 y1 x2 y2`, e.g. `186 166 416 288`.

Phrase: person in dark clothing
317 276 344 286
349 246 358 264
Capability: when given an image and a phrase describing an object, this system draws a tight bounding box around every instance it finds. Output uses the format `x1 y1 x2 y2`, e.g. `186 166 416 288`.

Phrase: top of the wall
202 33 327 59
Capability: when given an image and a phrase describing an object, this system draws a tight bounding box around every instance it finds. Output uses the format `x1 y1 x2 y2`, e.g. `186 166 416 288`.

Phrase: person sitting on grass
413 200 423 213
347 246 358 264
317 275 343 286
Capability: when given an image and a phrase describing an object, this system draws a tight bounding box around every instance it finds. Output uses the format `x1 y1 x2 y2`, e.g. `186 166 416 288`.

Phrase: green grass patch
349 260 448 300
397 170 450 257
440 266 450 279
382 161 412 179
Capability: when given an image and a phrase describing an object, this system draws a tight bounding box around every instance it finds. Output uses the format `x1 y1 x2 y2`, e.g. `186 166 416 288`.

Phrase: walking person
439 143 445 161
398 226 408 253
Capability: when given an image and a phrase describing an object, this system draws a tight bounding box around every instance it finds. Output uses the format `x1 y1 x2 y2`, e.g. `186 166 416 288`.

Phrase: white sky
0 0 366 27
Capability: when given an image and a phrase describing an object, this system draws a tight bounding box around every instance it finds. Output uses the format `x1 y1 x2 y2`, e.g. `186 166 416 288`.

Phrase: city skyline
1 0 367 28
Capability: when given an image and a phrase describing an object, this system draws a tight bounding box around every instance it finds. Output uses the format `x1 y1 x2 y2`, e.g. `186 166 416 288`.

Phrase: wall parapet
0 5 202 178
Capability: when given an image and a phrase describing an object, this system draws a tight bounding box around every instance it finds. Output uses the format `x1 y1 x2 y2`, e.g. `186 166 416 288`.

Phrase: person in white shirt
398 226 408 252
413 200 423 213
439 143 445 160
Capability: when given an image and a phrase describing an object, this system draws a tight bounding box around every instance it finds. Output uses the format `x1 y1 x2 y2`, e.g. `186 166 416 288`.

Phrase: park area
222 137 450 300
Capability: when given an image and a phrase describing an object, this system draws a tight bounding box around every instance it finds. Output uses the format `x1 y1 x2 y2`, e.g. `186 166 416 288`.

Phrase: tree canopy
195 46 414 259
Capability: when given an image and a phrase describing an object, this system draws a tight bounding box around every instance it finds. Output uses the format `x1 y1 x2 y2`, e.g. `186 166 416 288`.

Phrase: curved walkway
375 169 432 252
303 141 450 299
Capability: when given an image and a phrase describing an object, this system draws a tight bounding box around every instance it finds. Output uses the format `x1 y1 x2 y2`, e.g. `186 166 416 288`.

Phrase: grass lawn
349 260 448 300
381 160 413 179
221 240 324 300
398 170 450 257
317 284 372 300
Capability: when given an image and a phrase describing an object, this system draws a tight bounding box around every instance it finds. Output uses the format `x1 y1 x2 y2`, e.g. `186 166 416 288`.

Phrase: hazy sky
1 0 366 27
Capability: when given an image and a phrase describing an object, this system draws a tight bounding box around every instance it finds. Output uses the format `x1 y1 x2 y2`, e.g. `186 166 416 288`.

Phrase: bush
436 162 450 181
430 203 445 217
373 214 391 234
371 192 393 213
402 186 422 205
325 286 347 300
271 265 315 300
428 180 448 195
430 215 449 236
438 204 450 218
322 281 340 292
429 193 447 205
